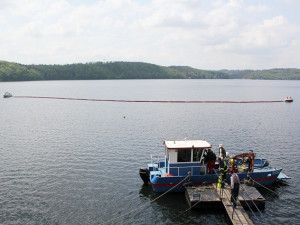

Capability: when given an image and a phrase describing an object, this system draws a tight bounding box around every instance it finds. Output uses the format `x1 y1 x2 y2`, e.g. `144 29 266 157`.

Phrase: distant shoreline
1 60 300 81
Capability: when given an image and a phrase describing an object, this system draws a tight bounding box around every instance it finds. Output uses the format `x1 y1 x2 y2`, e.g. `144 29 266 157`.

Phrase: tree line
0 60 299 81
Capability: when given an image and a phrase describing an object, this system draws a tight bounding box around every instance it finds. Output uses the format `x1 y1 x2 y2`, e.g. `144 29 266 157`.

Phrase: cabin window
193 149 203 162
177 149 191 162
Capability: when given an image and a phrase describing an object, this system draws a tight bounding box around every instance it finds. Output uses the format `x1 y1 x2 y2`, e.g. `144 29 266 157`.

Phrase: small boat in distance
139 139 284 192
3 92 13 98
285 96 293 102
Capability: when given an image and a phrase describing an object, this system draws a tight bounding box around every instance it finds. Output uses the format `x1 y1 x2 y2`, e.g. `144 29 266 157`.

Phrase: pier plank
217 186 254 225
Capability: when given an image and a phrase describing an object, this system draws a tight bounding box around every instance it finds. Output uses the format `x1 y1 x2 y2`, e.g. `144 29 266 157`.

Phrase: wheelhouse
163 140 212 176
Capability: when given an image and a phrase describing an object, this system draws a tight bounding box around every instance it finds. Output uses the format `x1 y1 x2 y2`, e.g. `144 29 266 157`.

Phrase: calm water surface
0 80 299 225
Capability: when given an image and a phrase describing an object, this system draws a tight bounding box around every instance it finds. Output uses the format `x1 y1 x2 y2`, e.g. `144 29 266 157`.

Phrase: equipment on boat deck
233 151 255 172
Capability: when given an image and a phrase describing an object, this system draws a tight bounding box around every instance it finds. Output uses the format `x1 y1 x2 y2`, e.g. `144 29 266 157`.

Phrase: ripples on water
0 80 299 224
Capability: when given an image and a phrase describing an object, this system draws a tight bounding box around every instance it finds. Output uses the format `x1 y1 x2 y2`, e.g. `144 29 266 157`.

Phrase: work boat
284 97 293 102
3 92 13 98
139 140 283 192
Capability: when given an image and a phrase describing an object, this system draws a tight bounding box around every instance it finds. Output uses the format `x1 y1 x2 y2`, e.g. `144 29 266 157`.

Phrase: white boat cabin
162 140 212 176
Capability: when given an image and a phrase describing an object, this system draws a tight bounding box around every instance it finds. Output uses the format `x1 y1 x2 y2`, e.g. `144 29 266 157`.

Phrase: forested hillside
0 61 43 81
0 61 230 81
222 68 300 80
1 60 299 81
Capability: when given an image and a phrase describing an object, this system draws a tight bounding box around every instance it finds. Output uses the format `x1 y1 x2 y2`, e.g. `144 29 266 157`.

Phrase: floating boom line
13 96 285 103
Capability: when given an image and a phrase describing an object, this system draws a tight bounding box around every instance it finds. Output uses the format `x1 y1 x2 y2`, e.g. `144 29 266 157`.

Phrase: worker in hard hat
229 158 238 173
217 157 228 191
219 144 226 160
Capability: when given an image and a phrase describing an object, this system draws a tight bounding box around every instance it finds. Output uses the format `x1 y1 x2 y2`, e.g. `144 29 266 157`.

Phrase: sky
0 0 300 70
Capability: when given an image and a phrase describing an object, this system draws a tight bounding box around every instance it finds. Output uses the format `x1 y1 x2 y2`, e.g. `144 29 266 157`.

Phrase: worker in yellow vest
217 157 228 191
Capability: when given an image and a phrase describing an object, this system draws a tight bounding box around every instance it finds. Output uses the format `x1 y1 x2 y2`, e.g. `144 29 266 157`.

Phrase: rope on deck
251 179 298 209
12 96 285 103
251 179 279 196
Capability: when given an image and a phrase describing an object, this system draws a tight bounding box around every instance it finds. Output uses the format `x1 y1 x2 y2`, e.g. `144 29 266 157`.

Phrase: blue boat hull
150 168 282 192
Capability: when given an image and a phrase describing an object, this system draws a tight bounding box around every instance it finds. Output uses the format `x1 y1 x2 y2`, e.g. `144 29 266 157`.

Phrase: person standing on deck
248 150 255 172
219 144 226 160
230 170 240 208
217 157 228 189
205 149 216 174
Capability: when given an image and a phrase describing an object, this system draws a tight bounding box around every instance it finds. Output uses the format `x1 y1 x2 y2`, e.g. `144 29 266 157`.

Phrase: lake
0 79 299 224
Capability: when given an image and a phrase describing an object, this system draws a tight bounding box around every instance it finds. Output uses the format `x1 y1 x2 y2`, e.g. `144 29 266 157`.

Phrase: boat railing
169 165 207 176
151 154 165 167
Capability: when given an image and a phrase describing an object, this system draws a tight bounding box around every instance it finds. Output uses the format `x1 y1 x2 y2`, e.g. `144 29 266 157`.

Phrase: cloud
280 0 300 4
0 0 12 10
139 0 204 28
0 0 299 69
224 15 293 53
247 4 269 13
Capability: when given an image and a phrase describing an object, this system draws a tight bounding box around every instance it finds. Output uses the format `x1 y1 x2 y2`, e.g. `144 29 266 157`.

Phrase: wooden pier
185 184 265 224
218 186 254 225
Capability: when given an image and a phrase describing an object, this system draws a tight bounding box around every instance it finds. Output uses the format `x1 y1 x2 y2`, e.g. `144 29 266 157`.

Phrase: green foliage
222 68 300 80
0 60 43 81
1 60 299 81
0 61 231 81
171 66 231 79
